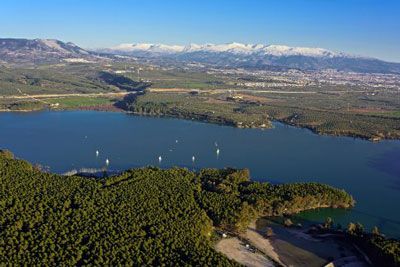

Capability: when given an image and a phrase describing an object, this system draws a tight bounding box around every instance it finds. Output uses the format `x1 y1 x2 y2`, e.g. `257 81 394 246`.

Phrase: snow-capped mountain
112 43 185 54
100 42 399 73
184 43 346 57
106 42 344 57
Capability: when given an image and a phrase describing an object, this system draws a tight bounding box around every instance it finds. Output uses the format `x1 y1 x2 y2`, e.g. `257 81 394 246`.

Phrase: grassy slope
46 96 119 109
0 63 148 111
0 64 115 96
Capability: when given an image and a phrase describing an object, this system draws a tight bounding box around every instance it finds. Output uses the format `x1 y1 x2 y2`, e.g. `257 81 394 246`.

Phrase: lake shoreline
217 219 372 267
2 104 395 141
0 150 366 265
1 112 399 265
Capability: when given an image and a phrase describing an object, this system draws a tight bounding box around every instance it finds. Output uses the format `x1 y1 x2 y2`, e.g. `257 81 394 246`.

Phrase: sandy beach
216 218 370 267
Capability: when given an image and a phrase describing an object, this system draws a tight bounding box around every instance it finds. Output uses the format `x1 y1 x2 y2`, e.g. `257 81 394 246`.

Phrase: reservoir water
1 111 399 237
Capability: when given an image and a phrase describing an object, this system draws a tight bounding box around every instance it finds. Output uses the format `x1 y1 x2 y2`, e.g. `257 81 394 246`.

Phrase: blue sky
1 0 399 61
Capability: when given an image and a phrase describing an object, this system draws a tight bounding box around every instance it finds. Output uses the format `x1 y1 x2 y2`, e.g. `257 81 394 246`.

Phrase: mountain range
101 42 400 74
108 42 346 57
1 38 400 74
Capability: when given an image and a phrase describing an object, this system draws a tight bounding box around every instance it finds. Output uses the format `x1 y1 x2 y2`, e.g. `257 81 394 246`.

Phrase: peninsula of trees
2 150 396 265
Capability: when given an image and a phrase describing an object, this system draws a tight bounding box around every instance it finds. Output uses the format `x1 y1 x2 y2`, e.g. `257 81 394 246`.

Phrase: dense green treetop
0 150 356 265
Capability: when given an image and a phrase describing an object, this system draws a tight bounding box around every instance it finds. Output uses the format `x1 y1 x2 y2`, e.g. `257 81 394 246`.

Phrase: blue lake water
1 110 400 237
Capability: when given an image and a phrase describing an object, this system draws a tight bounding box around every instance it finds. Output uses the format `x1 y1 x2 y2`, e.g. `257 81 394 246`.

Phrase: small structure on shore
284 218 293 227
265 227 274 238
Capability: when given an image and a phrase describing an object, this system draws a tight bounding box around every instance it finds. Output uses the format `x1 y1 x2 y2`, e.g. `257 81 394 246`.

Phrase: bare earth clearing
215 237 275 267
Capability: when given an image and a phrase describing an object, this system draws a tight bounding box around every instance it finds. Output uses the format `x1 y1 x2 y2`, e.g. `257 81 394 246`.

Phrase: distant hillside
100 42 400 74
2 38 399 73
0 38 97 64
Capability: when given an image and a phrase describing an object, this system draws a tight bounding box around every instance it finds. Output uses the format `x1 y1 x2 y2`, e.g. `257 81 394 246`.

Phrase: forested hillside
0 150 355 265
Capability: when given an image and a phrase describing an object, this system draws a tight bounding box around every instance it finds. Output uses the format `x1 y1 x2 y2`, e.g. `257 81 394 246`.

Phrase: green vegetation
0 151 232 265
46 96 119 109
124 91 400 140
124 92 271 128
0 150 355 265
307 222 400 267
196 168 355 231
0 65 113 96
0 98 45 111
123 68 230 90
0 64 147 96
243 103 400 140
0 96 121 111
343 222 400 267
365 110 400 118
0 63 150 111
96 71 150 92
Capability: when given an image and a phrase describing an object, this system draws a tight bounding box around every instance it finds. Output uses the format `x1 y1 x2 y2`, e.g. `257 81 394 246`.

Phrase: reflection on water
1 110 400 237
